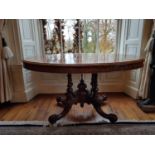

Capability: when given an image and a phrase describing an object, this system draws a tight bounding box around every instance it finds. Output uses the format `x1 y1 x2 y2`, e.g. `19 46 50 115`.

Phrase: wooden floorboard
0 93 155 121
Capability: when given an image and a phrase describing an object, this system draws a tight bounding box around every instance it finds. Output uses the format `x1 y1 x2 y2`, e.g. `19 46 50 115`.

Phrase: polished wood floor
0 93 155 121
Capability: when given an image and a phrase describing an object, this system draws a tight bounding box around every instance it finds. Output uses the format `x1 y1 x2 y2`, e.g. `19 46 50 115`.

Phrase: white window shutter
18 19 42 59
18 19 42 101
122 19 144 98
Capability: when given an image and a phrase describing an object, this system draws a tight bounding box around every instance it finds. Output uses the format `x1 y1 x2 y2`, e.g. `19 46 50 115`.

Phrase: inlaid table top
23 53 144 73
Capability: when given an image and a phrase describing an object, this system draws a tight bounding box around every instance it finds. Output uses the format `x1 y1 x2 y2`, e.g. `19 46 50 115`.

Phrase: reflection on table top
23 53 144 66
23 53 144 73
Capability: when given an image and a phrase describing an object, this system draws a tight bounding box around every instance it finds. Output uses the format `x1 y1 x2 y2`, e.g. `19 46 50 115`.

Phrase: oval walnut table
23 53 144 124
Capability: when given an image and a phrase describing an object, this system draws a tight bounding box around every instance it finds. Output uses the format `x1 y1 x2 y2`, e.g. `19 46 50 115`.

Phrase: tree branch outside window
42 19 118 54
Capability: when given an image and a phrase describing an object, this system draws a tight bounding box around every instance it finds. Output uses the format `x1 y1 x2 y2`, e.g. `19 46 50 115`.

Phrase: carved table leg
75 74 89 107
92 99 117 123
56 74 74 107
48 100 73 124
48 73 118 124
90 73 118 123
48 73 75 124
91 74 107 104
56 96 66 107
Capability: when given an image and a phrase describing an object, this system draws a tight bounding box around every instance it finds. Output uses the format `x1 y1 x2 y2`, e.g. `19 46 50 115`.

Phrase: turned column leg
75 74 89 107
48 73 74 124
57 73 74 107
66 73 74 98
90 73 117 123
91 73 107 102
91 73 98 97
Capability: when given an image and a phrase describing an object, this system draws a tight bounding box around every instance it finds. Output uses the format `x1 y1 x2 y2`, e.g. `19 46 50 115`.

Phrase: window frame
41 19 122 57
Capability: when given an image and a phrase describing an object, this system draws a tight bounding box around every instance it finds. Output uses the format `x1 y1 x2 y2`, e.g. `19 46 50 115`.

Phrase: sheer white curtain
138 20 155 99
0 19 13 103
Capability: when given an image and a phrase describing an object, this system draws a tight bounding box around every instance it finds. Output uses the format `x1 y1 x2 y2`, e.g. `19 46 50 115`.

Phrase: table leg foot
108 114 118 123
92 100 117 123
48 114 60 124
48 103 72 124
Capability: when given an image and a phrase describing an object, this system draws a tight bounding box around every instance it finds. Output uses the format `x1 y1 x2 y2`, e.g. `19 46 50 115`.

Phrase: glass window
42 19 118 54
99 19 117 53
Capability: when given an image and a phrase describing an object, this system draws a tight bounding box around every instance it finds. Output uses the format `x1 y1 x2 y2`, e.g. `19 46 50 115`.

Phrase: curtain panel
0 19 13 103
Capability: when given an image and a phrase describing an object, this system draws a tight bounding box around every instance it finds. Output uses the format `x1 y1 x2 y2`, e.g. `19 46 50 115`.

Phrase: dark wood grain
23 53 144 73
22 53 144 124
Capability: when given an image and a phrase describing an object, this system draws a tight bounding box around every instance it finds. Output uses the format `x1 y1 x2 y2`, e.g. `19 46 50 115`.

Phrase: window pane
82 19 97 53
99 19 117 53
45 19 55 40
44 19 55 53
64 19 76 53
43 19 118 54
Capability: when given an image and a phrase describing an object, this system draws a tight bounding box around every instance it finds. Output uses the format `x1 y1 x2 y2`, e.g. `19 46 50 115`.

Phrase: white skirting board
124 85 139 99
